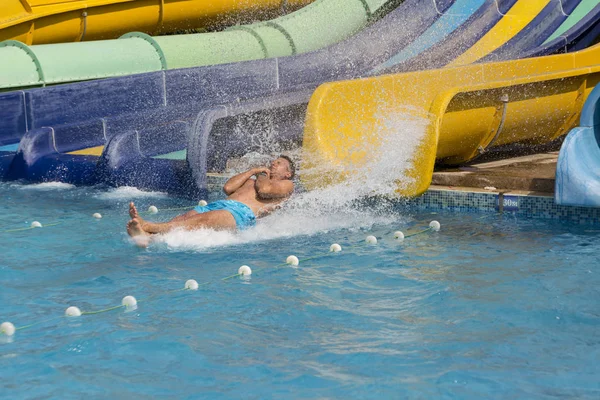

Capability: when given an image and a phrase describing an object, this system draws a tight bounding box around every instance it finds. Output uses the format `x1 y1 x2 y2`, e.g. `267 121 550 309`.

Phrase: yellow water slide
302 44 600 197
0 0 313 45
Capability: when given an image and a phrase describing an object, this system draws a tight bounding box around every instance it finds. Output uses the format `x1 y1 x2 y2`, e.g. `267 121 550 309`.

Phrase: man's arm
223 168 268 195
255 173 294 199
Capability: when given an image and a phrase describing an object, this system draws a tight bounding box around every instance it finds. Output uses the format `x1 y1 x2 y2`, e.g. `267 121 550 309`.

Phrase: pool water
1 181 599 399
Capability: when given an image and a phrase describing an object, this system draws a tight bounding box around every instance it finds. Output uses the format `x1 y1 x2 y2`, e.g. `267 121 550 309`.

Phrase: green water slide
0 0 393 90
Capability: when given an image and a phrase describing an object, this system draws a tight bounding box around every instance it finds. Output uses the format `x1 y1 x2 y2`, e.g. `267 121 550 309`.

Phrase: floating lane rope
394 220 441 242
0 199 210 231
0 221 441 340
0 221 62 234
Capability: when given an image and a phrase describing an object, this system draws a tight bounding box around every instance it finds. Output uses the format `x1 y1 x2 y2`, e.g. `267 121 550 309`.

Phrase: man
127 155 295 244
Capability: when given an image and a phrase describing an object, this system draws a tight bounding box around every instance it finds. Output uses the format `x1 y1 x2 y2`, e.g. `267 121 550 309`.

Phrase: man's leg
129 202 207 231
142 210 236 233
128 204 237 235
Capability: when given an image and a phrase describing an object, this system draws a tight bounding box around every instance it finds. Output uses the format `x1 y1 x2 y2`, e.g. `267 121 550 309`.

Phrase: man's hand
252 167 270 178
224 167 268 196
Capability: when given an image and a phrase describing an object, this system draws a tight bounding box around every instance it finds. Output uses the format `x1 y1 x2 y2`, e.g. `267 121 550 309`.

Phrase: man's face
269 158 291 180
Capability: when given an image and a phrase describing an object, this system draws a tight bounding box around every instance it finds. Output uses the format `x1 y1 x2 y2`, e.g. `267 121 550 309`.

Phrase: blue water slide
555 84 600 207
0 59 283 182
95 121 199 196
377 0 518 74
3 0 454 187
479 0 582 62
5 120 106 184
520 2 600 57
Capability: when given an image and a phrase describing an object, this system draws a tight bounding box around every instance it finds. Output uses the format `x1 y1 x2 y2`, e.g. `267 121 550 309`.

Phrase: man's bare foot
129 202 139 219
127 218 150 248
129 202 152 230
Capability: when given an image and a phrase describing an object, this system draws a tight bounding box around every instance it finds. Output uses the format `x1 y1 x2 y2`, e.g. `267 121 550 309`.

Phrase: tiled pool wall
408 187 600 224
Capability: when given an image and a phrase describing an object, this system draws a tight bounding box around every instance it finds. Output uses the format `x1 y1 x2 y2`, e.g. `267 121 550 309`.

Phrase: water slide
0 0 445 191
0 0 390 90
0 0 313 45
2 0 600 197
302 43 600 197
555 84 600 207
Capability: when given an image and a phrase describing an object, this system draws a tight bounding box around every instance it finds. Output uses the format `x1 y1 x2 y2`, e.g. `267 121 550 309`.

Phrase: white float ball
185 279 199 290
30 221 42 228
92 213 102 219
330 243 342 253
148 205 158 214
429 220 441 231
394 231 405 241
65 306 82 317
238 265 252 276
0 322 15 336
366 235 377 244
198 200 208 207
286 255 299 266
122 295 137 308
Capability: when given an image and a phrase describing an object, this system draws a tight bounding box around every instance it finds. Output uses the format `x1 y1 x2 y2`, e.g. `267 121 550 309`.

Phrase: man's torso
227 179 287 217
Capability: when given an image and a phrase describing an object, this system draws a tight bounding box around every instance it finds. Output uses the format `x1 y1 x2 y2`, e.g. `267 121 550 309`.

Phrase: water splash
156 110 428 251
17 182 75 191
297 108 429 207
96 186 168 201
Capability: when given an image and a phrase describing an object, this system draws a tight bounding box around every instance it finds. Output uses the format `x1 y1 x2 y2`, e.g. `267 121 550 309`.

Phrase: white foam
19 182 75 191
96 186 167 201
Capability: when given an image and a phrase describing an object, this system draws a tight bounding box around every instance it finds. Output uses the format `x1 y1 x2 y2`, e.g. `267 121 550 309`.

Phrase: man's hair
279 155 295 180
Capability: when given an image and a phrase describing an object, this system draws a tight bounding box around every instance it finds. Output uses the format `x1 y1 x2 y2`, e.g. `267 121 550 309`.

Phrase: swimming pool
1 181 599 399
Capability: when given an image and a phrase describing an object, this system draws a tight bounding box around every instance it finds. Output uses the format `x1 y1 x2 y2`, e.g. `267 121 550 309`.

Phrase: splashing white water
96 186 168 201
18 182 75 191
155 111 428 251
295 107 429 208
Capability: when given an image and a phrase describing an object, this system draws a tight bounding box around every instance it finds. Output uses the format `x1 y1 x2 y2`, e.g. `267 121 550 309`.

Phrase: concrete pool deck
432 152 558 195
413 151 600 223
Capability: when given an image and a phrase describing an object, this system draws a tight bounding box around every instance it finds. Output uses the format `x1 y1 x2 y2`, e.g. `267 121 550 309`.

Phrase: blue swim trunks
193 200 256 230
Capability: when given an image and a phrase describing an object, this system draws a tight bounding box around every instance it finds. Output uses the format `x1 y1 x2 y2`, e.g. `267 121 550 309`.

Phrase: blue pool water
1 181 599 399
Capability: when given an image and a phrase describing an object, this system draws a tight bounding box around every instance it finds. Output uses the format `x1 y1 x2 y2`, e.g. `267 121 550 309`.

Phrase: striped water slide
447 0 553 66
478 0 583 61
371 0 488 73
375 0 519 73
